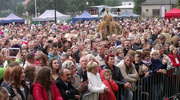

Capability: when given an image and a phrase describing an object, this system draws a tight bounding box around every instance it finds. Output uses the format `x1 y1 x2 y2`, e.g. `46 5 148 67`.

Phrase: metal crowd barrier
133 67 180 100
81 92 99 100
80 67 180 100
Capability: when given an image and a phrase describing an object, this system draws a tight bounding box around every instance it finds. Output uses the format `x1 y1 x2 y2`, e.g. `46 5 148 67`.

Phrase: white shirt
87 72 106 93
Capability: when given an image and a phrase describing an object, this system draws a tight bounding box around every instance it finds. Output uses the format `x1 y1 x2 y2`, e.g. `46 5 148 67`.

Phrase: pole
170 0 172 9
35 0 37 17
54 0 57 24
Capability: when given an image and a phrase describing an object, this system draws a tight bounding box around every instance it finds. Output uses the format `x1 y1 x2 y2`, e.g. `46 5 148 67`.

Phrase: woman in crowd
0 87 9 100
11 66 29 100
168 46 180 67
87 61 107 100
49 58 61 80
33 67 63 100
1 66 15 98
115 47 124 65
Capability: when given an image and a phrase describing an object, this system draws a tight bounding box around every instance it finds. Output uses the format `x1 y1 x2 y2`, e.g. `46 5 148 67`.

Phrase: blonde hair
87 61 98 72
150 50 160 57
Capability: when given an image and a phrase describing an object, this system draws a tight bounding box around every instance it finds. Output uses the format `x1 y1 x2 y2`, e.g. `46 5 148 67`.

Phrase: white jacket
87 72 106 93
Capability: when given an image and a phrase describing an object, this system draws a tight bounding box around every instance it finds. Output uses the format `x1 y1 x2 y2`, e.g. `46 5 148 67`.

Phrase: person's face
104 71 111 80
117 49 124 57
151 53 160 59
69 65 76 74
164 44 170 51
80 59 87 70
52 60 60 70
28 41 35 49
172 48 178 54
124 41 131 48
107 56 115 66
21 49 27 56
72 47 78 53
97 47 105 55
91 67 98 74
62 70 72 82
67 49 72 56
135 38 141 44
134 54 141 62
124 57 132 67
20 70 25 81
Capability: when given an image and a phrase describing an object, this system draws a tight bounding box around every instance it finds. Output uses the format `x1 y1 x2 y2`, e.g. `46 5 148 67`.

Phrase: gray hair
62 60 75 69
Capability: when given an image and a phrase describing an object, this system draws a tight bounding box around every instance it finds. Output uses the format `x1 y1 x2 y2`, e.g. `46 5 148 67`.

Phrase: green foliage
0 10 12 17
177 0 180 8
134 0 145 14
0 0 22 17
0 0 122 16
26 0 106 15
104 0 121 6
16 3 26 16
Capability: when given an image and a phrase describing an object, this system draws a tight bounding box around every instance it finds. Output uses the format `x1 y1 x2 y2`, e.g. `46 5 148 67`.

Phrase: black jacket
77 68 87 82
101 65 126 87
56 78 79 100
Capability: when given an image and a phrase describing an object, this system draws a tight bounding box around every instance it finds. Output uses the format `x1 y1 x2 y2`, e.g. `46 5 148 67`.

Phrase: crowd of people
0 17 179 100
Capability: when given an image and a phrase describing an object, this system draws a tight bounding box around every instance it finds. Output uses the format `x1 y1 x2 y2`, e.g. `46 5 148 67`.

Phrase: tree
16 3 25 16
104 0 121 6
134 0 145 14
177 0 180 8
26 0 106 15
0 0 23 16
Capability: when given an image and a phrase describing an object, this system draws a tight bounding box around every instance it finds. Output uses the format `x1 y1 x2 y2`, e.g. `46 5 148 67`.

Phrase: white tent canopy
91 5 111 8
33 10 70 22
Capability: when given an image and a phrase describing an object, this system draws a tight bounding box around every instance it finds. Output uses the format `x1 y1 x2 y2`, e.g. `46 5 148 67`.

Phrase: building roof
142 0 177 5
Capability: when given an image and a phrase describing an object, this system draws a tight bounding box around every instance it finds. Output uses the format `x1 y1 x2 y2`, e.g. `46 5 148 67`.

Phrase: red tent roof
165 8 180 19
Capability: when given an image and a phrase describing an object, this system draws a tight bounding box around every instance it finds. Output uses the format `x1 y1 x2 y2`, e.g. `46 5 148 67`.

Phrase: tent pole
35 0 37 17
54 0 57 24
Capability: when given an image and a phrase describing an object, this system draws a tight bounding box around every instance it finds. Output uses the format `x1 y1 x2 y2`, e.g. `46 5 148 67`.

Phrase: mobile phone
9 48 20 58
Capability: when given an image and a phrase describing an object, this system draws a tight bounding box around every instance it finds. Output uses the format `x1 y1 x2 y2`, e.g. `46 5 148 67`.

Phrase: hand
144 72 150 77
157 69 167 74
124 82 132 88
74 95 80 99
78 81 88 92
104 87 109 92
65 90 70 94
80 81 88 88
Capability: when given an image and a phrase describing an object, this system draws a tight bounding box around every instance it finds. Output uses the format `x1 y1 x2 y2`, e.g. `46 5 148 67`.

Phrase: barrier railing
81 67 180 100
133 67 180 100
